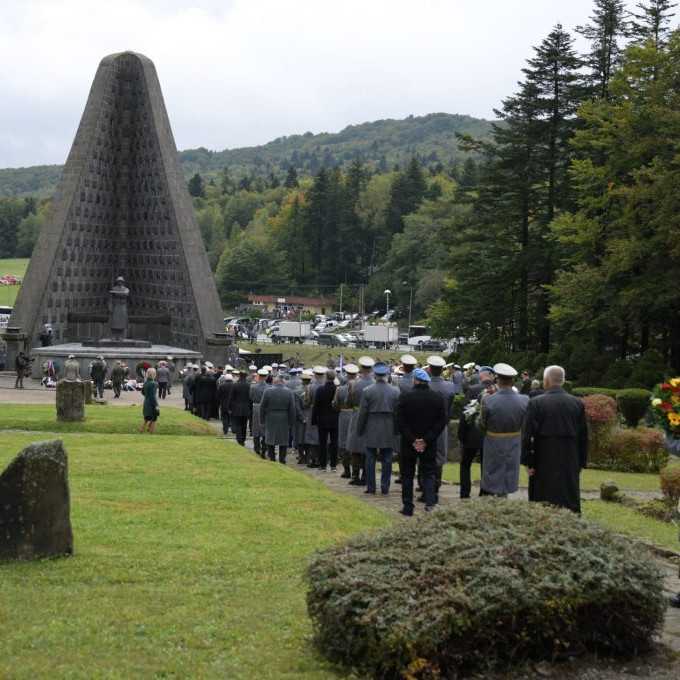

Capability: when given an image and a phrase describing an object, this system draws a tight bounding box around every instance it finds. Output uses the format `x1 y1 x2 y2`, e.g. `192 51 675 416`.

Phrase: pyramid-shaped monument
9 52 224 355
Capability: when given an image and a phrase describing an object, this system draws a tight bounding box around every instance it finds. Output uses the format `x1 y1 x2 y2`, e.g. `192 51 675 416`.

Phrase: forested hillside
0 112 492 198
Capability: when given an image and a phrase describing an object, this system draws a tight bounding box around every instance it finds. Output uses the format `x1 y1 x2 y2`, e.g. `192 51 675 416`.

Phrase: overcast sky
0 0 640 168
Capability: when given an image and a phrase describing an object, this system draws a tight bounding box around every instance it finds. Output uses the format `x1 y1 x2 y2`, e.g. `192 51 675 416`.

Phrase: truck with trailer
271 321 312 344
358 324 399 349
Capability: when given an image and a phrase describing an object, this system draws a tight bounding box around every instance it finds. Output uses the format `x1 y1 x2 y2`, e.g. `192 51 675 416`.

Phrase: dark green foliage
187 172 205 197
284 166 299 188
0 197 34 258
617 388 653 427
452 394 466 420
306 500 666 679
630 0 677 48
597 427 668 473
572 387 619 398
384 157 427 233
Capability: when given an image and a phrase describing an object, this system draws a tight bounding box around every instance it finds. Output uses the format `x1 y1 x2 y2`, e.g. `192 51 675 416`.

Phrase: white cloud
0 0 634 167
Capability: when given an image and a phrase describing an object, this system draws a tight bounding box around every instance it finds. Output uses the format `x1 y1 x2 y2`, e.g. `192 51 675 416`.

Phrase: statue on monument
63 354 81 382
109 276 130 341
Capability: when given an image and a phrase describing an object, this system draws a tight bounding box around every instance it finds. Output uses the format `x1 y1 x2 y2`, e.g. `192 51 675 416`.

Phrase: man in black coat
396 368 448 515
193 366 216 420
522 365 588 513
312 370 340 471
228 370 252 446
217 375 234 435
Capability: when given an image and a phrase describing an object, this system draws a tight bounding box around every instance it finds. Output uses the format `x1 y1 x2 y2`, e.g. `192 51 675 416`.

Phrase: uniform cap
262 365 272 373
272 363 279 368
358 356 375 368
224 364 234 371
344 363 359 375
204 361 214 369
427 355 446 368
493 362 518 378
373 362 389 376
224 374 234 381
479 365 495 374
249 364 257 371
313 365 326 375
302 369 314 379
453 364 462 369
400 354 418 366
414 368 431 382
257 368 268 376
463 362 476 370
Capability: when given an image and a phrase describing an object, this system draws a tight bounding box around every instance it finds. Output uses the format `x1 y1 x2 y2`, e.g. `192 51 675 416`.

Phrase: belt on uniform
341 408 354 412
486 431 521 438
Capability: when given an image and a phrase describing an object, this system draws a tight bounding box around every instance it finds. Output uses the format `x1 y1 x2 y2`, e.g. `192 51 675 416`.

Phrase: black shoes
670 593 680 608
399 508 413 517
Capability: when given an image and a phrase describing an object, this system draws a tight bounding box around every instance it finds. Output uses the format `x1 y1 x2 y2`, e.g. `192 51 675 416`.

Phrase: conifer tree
577 0 629 100
630 0 677 48
188 173 205 198
284 166 299 188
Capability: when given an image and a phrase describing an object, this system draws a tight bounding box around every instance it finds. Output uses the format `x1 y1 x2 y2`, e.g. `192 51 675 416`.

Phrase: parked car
317 333 347 347
416 338 448 352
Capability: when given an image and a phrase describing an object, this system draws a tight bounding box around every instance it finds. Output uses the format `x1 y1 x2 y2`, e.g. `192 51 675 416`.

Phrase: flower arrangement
651 378 680 438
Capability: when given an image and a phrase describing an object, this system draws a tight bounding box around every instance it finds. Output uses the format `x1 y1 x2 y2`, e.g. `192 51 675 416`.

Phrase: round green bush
306 500 666 679
572 386 619 399
616 388 652 427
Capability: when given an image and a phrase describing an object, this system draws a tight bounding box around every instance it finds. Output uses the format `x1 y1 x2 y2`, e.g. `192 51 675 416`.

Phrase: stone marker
56 355 85 422
0 440 74 561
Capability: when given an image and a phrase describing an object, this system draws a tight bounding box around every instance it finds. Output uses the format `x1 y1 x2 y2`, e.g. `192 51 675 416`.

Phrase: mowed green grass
441 462 661 493
0 422 389 678
0 404 215 436
0 257 28 306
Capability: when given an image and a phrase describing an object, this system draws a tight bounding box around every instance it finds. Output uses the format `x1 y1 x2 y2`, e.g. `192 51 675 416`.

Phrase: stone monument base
30 343 202 382
56 380 86 422
84 338 153 349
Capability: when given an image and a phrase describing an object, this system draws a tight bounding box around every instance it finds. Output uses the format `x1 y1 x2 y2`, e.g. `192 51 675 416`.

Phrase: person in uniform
111 360 126 399
157 361 171 400
260 374 296 463
90 355 107 399
332 363 359 478
217 373 234 435
522 365 588 513
312 369 340 471
451 364 464 395
250 368 270 457
182 364 196 411
228 370 252 446
394 355 418 484
357 362 400 495
396 368 448 515
480 363 529 497
296 370 313 463
426 355 457 504
346 356 375 486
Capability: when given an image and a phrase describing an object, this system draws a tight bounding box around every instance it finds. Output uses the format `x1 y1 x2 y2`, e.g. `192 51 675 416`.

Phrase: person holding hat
479 363 529 497
250 369 272 457
396 368 448 515
332 363 359 478
346 357 375 486
427 355 457 505
260 374 296 463
357 362 400 495
227 370 252 446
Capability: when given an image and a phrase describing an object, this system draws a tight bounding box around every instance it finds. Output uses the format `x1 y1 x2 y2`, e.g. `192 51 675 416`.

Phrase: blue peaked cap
413 368 431 382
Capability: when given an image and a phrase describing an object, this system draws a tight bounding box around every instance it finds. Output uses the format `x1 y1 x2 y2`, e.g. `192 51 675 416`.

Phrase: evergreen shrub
660 465 680 504
595 428 668 473
616 388 652 427
572 387 619 399
452 394 466 420
582 394 618 456
306 501 666 679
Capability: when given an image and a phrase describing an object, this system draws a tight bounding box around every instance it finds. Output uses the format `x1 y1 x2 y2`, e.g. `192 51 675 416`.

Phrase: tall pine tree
630 0 677 49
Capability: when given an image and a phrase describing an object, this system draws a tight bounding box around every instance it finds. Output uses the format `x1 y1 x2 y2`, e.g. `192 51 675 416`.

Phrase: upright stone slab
0 440 73 561
8 51 224 355
56 380 85 421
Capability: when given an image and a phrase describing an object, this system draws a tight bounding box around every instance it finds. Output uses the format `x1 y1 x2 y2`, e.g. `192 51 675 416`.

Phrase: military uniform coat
332 381 355 450
303 380 323 446
429 376 457 466
357 380 400 450
260 384 296 447
292 389 306 447
249 381 270 438
347 375 375 453
480 388 529 495
521 387 588 513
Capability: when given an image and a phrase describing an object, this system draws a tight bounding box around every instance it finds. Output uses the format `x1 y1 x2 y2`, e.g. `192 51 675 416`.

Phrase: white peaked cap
313 365 326 374
344 363 359 374
249 364 257 371
302 369 314 378
358 356 375 368
262 365 272 373
463 362 476 370
400 354 417 366
493 362 518 378
257 368 269 376
427 356 446 368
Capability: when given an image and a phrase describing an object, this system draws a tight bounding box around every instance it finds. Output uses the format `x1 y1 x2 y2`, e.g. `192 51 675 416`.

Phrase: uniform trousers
460 447 483 498
230 416 247 445
318 427 338 469
113 382 122 398
221 413 230 435
268 445 287 463
158 382 168 399
197 402 211 420
401 446 437 513
365 448 393 494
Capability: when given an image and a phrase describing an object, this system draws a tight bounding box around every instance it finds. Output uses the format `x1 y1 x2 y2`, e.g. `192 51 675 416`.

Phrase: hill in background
0 112 492 197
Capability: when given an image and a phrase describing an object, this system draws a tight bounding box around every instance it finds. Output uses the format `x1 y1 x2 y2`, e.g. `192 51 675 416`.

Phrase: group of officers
181 355 589 516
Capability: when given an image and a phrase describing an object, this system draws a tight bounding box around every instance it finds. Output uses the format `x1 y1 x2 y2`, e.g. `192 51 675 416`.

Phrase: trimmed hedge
617 388 652 427
596 427 668 473
572 386 619 398
661 465 680 503
306 501 666 679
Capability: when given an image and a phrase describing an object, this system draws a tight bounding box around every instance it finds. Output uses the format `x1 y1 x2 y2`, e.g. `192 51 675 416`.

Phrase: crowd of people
177 355 589 517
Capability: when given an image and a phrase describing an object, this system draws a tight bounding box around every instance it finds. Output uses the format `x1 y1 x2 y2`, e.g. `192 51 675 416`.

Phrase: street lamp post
384 289 391 317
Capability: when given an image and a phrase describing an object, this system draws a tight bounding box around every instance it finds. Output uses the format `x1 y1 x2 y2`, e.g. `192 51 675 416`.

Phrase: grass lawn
583 500 679 552
441 462 661 493
239 342 434 367
0 404 215 436
0 423 389 678
0 257 28 307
